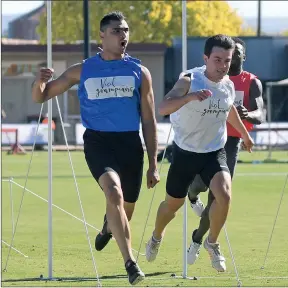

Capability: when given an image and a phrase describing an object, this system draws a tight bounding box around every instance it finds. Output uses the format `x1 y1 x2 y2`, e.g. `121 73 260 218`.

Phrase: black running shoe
125 260 145 285
95 214 112 251
192 229 202 245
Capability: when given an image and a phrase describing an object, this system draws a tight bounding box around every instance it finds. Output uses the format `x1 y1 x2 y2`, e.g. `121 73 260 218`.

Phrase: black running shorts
188 136 241 195
83 128 144 203
166 142 230 199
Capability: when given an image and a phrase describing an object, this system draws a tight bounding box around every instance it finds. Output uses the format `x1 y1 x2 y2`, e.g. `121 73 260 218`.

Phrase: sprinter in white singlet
145 35 254 272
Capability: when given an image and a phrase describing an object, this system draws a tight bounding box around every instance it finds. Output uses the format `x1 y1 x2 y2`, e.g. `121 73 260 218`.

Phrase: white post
46 0 53 279
182 0 188 279
266 84 272 160
9 177 15 234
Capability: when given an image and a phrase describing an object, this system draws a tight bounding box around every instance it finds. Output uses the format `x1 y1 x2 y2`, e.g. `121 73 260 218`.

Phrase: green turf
1 150 288 287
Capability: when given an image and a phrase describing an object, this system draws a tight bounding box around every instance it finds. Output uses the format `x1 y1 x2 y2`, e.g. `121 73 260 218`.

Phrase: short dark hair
232 37 246 53
100 11 125 31
204 34 235 57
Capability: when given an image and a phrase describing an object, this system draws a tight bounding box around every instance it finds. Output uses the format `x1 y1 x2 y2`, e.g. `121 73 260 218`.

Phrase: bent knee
165 194 185 213
105 184 124 206
216 185 231 207
210 172 231 206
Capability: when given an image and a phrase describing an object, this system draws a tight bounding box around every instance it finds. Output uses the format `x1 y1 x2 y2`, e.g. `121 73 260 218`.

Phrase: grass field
1 150 288 287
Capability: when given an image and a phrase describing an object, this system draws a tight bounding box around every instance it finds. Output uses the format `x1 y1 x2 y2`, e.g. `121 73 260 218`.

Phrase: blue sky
2 1 288 18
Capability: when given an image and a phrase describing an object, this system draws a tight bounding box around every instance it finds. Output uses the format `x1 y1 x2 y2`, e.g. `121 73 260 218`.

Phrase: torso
227 70 257 138
78 53 142 132
170 67 235 153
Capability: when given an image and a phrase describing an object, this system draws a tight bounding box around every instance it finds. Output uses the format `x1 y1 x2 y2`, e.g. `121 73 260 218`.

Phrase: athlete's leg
146 143 200 262
197 148 231 272
187 175 208 216
84 129 144 285
96 132 144 251
191 136 240 243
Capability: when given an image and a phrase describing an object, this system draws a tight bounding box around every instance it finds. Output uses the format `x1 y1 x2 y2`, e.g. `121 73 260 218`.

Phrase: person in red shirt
186 37 264 270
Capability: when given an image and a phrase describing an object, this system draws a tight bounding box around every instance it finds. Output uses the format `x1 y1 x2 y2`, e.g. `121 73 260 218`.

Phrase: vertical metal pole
267 84 272 160
182 0 188 279
46 0 53 279
257 0 262 37
83 0 90 59
9 177 15 234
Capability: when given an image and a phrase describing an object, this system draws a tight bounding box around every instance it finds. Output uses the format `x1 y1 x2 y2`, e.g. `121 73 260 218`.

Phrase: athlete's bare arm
158 74 211 116
32 63 82 103
237 78 264 124
227 105 254 152
140 65 160 188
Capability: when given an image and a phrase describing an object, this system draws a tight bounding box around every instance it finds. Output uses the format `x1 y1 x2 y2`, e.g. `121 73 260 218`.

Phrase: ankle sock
152 235 162 243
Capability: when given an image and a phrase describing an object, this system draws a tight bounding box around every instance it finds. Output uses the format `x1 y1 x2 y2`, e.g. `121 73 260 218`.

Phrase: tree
37 1 255 45
282 30 288 36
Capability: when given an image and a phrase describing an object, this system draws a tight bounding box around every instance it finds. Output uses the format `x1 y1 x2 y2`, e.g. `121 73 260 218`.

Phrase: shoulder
179 65 206 79
141 65 152 82
250 78 263 95
251 77 262 86
243 70 261 86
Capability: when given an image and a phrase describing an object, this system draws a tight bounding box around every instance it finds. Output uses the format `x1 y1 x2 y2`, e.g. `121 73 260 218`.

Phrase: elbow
34 97 45 104
32 90 46 104
32 95 45 104
255 119 263 125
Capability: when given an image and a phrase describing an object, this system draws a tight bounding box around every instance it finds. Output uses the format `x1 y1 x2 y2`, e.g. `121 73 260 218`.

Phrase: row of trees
37 1 259 45
37 0 288 44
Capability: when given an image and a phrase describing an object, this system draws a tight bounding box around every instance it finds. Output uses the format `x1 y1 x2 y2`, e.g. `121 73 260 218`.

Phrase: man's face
230 43 245 70
204 46 234 81
100 20 129 54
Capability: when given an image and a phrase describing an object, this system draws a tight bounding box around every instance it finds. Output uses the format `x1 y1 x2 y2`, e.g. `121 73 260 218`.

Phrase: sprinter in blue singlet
32 11 160 286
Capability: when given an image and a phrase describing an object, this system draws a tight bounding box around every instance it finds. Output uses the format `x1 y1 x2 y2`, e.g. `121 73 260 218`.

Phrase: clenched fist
36 68 54 83
189 89 212 102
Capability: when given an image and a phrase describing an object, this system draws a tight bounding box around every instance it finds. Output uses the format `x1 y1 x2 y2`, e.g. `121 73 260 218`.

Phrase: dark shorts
166 142 230 199
188 136 241 196
83 129 144 203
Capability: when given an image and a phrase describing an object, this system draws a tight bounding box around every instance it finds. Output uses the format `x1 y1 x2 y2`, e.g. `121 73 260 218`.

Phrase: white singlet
170 66 236 153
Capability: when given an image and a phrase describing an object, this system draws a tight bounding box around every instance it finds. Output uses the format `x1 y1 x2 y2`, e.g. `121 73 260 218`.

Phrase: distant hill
2 15 288 38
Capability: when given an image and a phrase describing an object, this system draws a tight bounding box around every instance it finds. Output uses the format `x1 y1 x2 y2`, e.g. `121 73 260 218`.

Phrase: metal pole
182 0 188 279
83 0 90 59
267 84 272 160
257 0 262 37
46 0 53 279
9 177 15 234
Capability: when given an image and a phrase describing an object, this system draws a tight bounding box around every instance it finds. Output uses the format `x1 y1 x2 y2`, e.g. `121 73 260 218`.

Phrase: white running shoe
203 237 226 272
146 237 161 262
190 197 205 217
187 239 202 265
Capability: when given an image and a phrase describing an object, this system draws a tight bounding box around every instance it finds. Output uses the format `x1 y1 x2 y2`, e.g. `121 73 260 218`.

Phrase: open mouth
120 40 127 48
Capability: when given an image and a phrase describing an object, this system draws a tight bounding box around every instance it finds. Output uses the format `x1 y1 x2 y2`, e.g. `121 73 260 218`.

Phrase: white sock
207 237 216 246
152 234 162 243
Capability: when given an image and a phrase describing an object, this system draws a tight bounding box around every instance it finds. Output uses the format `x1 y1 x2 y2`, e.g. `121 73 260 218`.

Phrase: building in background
8 4 45 40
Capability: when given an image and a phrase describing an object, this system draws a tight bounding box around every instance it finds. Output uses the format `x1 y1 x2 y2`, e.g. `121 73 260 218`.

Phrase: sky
1 0 288 18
